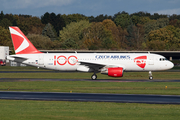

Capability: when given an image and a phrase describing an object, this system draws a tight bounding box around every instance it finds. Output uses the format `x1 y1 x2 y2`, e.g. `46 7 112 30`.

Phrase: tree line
0 11 180 51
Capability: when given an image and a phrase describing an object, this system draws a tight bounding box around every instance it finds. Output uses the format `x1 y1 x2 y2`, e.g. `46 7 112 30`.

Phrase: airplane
7 26 174 80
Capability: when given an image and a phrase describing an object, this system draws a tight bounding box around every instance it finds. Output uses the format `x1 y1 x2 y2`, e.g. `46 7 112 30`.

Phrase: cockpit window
159 58 167 61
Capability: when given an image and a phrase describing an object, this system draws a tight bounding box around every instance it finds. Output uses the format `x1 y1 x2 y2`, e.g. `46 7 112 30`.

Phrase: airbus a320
7 27 174 80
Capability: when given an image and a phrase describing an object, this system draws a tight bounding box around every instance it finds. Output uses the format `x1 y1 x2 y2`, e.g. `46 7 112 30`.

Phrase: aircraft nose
168 61 174 69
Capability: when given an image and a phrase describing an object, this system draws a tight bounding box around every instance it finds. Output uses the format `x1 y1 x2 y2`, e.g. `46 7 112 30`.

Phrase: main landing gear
91 72 153 80
149 71 153 80
91 74 97 80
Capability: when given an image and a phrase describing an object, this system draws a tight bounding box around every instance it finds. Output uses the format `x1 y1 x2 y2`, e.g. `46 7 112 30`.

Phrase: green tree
130 11 151 18
61 14 89 26
144 18 169 41
0 18 12 29
41 12 65 36
113 11 129 20
114 14 132 29
3 13 16 24
131 15 140 25
150 13 168 20
169 14 180 21
42 23 57 41
41 12 50 24
102 37 113 49
61 38 78 49
0 11 4 21
89 14 113 22
59 20 91 49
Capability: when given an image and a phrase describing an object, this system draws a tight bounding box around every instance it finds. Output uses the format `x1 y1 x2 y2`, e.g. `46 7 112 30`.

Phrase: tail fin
9 26 42 54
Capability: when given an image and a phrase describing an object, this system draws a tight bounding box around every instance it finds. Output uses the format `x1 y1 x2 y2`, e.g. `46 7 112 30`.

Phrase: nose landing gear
149 71 153 80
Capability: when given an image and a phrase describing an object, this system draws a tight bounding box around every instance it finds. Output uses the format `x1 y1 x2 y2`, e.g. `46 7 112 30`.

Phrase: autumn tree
117 26 128 49
169 19 180 28
15 16 44 35
0 26 12 48
126 24 145 49
139 17 151 25
27 17 45 34
147 40 166 51
83 22 113 50
144 18 169 41
148 25 180 50
27 34 53 50
102 19 120 49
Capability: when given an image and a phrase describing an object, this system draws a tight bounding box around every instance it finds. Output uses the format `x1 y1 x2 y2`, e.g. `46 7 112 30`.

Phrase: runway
1 78 180 104
0 78 180 82
1 91 180 104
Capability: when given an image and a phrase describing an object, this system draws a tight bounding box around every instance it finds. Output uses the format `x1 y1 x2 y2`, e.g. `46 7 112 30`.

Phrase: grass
0 66 180 95
0 66 180 119
0 100 180 120
0 66 50 71
0 70 180 80
0 81 180 95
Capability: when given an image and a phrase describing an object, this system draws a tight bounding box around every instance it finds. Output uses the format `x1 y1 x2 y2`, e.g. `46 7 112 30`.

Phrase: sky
1 0 180 17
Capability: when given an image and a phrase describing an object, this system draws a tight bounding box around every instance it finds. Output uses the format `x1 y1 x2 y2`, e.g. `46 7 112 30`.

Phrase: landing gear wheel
149 71 153 80
149 76 153 80
91 74 97 80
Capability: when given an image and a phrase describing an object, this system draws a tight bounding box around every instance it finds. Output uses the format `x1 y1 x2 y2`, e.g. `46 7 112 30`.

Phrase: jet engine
101 67 123 77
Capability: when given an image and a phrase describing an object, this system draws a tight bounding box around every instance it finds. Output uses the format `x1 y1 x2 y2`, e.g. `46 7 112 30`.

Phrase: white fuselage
8 53 174 72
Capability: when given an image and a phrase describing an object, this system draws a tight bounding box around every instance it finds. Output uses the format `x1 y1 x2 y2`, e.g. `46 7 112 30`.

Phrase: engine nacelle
101 67 123 77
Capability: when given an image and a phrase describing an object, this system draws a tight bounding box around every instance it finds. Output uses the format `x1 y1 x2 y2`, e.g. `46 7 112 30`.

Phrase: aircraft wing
79 61 105 70
78 60 124 72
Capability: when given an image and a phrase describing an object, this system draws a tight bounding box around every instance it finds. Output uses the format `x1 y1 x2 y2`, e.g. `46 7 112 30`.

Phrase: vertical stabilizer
9 26 42 54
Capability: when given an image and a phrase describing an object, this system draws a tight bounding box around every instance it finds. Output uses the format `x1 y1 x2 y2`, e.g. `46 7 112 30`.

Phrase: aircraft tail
9 26 42 54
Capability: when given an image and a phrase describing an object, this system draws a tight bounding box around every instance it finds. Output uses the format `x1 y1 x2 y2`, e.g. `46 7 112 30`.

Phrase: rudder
9 26 42 54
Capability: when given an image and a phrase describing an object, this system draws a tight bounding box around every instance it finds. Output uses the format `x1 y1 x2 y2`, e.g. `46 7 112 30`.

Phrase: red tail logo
134 56 147 68
9 27 42 54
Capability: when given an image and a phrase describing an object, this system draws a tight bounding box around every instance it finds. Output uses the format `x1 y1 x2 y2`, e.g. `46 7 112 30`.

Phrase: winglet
9 26 42 54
